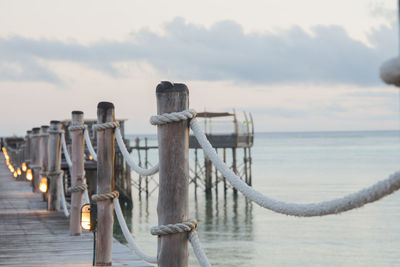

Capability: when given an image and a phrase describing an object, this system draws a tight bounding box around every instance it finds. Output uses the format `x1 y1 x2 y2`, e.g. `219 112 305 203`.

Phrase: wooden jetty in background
132 110 254 196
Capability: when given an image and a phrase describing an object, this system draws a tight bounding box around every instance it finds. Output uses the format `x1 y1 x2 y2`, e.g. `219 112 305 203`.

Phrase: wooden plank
0 155 151 267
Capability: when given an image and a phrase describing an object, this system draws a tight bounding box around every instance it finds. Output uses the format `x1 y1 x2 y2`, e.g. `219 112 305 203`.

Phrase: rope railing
55 171 70 217
84 126 97 161
115 128 159 176
61 132 72 168
189 117 400 217
113 197 158 264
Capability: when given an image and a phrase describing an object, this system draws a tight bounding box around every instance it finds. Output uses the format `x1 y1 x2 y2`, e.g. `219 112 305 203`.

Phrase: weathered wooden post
156 81 190 267
95 102 116 266
31 127 41 192
40 126 49 200
25 130 32 165
39 125 49 174
69 111 85 236
48 121 63 211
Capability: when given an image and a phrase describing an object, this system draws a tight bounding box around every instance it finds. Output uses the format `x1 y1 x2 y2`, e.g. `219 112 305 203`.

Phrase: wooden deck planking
0 159 152 267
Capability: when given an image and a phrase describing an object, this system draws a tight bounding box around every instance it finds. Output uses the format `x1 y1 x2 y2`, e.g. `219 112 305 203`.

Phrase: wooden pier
0 158 150 267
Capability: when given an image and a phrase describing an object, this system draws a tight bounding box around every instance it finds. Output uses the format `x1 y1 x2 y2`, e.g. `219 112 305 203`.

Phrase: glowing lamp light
26 169 33 181
1 147 5 152
13 171 18 178
9 166 15 173
89 155 93 161
21 162 27 172
17 168 21 176
39 177 48 193
80 203 97 231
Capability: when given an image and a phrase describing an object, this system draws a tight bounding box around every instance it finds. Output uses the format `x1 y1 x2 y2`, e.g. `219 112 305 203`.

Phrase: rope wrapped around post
68 125 86 132
30 164 42 169
68 184 88 193
93 121 120 131
91 190 119 203
150 109 197 125
150 220 211 267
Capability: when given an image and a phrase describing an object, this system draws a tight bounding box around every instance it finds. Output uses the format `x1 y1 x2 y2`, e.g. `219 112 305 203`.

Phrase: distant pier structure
189 111 254 194
132 110 254 196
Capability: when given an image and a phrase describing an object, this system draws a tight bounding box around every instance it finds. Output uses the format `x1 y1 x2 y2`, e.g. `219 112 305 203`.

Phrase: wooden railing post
40 125 49 177
156 81 190 267
40 126 49 200
70 111 85 236
31 127 41 192
96 102 116 266
48 121 63 211
25 130 32 167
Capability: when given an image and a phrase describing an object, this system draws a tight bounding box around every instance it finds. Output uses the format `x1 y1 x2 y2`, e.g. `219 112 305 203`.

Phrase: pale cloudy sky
0 0 399 135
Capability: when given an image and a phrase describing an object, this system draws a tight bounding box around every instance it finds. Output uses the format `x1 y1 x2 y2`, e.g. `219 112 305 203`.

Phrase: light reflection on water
114 131 400 266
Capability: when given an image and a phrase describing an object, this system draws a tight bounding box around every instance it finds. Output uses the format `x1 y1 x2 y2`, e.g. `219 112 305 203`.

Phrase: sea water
114 131 400 266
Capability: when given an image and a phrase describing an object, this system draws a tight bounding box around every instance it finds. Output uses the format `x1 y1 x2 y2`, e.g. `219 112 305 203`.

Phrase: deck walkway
0 158 151 267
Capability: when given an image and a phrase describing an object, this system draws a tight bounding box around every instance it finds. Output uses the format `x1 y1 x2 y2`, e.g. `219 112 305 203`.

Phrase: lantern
39 177 48 193
89 155 93 161
17 168 21 176
21 162 27 172
80 203 97 231
26 169 33 181
13 171 18 178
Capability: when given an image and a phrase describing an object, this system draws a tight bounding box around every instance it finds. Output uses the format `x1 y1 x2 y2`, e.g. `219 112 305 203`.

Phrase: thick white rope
61 132 72 168
150 109 197 125
93 121 120 131
115 128 159 176
83 126 98 161
113 198 158 264
189 231 211 267
56 171 70 217
91 191 119 202
190 118 400 217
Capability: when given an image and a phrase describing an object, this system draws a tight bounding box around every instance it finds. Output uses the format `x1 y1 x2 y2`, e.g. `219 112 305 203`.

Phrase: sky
0 0 399 136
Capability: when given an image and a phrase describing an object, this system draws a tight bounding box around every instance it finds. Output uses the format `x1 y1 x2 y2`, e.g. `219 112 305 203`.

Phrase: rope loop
30 164 42 169
47 170 63 177
68 124 86 132
48 129 65 134
93 121 120 131
91 190 119 202
68 184 88 192
150 109 197 126
150 219 197 236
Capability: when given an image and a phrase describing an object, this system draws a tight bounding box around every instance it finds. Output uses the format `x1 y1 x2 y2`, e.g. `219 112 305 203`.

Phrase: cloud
0 17 396 85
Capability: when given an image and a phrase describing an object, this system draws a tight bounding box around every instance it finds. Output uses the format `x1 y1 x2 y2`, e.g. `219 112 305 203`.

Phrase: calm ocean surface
115 130 400 266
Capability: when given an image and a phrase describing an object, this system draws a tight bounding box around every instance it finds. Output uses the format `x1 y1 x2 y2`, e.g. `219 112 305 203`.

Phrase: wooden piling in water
156 81 190 267
205 155 212 193
48 121 62 211
95 102 116 266
69 111 85 236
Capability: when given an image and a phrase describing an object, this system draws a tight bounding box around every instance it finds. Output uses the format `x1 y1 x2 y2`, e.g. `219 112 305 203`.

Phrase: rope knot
93 122 120 131
68 124 86 132
150 109 197 126
68 184 88 193
150 219 197 236
91 190 119 202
